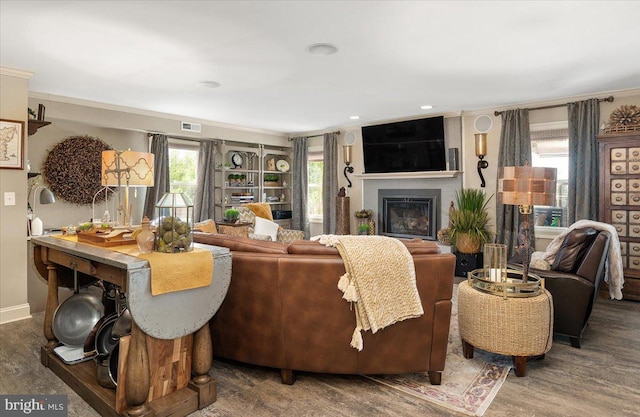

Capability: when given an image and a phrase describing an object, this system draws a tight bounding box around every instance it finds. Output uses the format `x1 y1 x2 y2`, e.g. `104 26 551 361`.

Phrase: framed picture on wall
0 119 25 169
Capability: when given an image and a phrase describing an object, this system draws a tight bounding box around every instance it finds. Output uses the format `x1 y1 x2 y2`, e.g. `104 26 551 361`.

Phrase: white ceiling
2 1 639 134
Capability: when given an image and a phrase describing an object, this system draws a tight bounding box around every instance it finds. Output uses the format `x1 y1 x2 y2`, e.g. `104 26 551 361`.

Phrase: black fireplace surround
378 189 440 241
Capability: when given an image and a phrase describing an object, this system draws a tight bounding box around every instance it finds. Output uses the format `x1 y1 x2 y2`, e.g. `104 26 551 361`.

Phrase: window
168 140 198 204
307 150 323 219
530 126 569 228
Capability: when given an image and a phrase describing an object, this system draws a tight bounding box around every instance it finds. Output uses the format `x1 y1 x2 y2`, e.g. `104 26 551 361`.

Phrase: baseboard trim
0 303 32 325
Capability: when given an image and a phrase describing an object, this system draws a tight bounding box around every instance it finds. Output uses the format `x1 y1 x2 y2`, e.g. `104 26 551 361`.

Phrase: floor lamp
497 165 556 282
101 150 154 227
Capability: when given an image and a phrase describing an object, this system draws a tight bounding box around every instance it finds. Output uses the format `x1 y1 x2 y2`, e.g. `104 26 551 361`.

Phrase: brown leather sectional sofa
194 233 456 385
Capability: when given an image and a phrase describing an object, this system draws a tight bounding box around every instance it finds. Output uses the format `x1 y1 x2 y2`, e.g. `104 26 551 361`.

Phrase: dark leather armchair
509 228 610 348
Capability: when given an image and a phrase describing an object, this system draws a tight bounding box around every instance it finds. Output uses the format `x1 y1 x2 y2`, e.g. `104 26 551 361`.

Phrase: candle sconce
343 145 354 188
475 133 489 187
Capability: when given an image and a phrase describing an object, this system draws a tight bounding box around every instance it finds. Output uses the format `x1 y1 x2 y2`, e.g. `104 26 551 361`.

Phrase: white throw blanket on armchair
312 234 424 351
535 219 624 300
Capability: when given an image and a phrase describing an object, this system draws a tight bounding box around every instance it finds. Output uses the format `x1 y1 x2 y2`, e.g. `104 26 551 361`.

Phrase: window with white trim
168 140 198 205
530 127 569 228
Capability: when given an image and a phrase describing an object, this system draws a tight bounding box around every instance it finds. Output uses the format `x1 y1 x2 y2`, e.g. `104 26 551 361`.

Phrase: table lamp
29 185 56 236
497 164 556 282
101 150 154 227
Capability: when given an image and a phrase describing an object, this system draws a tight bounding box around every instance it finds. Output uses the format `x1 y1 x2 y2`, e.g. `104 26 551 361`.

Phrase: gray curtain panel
322 132 338 234
143 134 170 219
496 109 533 258
194 140 217 222
291 136 309 238
567 98 600 223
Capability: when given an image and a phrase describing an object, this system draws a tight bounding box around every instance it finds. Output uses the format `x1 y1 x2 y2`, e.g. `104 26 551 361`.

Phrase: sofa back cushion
193 232 288 254
287 238 440 256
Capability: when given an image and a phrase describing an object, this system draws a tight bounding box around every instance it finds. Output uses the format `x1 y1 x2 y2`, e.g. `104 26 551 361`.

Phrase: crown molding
27 91 285 138
0 66 34 79
462 87 640 118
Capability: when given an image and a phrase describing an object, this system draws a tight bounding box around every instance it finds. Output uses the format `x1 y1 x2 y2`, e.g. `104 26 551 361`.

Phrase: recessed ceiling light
349 115 360 120
307 43 338 55
420 105 433 110
197 80 221 88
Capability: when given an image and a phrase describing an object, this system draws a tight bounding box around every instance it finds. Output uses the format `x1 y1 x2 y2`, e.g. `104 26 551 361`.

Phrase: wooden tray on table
77 229 137 247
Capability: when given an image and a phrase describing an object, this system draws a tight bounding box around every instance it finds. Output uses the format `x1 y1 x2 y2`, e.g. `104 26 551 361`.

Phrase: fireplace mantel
354 170 462 180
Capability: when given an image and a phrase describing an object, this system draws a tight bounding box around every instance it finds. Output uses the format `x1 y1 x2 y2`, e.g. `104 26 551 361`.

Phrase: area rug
364 284 512 416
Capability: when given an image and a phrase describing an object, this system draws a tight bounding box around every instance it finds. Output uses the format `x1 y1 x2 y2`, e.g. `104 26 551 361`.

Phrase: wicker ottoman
457 280 554 377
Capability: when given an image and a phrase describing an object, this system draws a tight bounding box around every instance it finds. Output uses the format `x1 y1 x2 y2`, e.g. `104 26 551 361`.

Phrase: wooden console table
30 236 231 417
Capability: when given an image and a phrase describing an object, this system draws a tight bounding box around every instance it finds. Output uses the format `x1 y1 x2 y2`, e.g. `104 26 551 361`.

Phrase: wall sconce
475 133 489 187
343 145 354 188
102 150 154 227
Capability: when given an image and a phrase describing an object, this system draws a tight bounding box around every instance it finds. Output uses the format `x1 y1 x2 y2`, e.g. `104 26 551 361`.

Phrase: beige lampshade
498 166 557 206
102 150 154 187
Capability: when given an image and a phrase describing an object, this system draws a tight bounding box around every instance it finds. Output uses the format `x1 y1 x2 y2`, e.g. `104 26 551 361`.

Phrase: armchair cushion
552 228 595 272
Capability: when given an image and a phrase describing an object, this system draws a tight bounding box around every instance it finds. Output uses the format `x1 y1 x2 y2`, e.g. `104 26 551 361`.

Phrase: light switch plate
4 192 16 206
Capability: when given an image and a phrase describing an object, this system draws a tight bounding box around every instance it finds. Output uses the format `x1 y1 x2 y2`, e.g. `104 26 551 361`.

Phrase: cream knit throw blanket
312 234 424 351
538 219 624 300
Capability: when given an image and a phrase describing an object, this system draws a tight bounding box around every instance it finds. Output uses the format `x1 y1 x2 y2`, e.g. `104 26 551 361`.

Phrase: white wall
306 89 640 239
0 91 289 319
0 67 31 324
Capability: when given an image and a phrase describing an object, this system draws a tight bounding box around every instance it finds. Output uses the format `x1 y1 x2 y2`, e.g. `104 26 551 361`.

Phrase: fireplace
378 189 440 240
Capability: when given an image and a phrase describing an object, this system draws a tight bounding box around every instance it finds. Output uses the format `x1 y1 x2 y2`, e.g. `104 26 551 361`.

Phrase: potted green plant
448 189 493 254
358 224 370 235
224 208 239 223
264 173 280 186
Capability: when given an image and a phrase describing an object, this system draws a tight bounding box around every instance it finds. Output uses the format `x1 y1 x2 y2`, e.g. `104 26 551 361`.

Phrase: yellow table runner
53 235 214 296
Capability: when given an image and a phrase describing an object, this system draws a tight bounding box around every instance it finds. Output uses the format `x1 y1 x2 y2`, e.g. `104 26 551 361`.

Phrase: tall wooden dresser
598 132 640 301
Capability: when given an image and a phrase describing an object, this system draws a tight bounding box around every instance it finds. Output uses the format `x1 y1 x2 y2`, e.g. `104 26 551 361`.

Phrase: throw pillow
552 228 590 272
249 233 273 241
237 206 256 224
254 216 280 242
194 219 217 234
242 202 274 221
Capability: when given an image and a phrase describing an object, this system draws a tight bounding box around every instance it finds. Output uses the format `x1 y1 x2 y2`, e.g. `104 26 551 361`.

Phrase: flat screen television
362 116 446 173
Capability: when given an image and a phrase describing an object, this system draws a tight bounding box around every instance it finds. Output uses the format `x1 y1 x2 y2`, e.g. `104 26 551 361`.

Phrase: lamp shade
498 166 557 206
101 150 154 187
38 187 56 204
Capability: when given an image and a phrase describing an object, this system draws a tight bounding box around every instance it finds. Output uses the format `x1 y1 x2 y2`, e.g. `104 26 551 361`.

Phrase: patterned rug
365 284 512 416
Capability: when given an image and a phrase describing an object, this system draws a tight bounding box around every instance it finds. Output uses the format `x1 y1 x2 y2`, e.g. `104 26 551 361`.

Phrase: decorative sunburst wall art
43 135 112 205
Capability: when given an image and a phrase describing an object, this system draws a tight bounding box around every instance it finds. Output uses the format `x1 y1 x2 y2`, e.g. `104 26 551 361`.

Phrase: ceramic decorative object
136 216 155 253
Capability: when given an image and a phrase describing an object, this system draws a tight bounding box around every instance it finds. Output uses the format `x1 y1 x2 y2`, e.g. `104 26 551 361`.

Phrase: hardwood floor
1 290 639 417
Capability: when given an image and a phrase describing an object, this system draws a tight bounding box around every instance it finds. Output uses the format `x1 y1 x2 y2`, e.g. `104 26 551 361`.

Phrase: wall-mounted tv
362 116 446 173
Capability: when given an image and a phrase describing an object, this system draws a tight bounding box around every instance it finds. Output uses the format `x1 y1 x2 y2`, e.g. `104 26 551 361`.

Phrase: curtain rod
288 130 341 141
494 96 614 117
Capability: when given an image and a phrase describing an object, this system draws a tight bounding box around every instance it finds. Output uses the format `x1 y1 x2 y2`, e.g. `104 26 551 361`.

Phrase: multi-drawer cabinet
599 132 640 300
